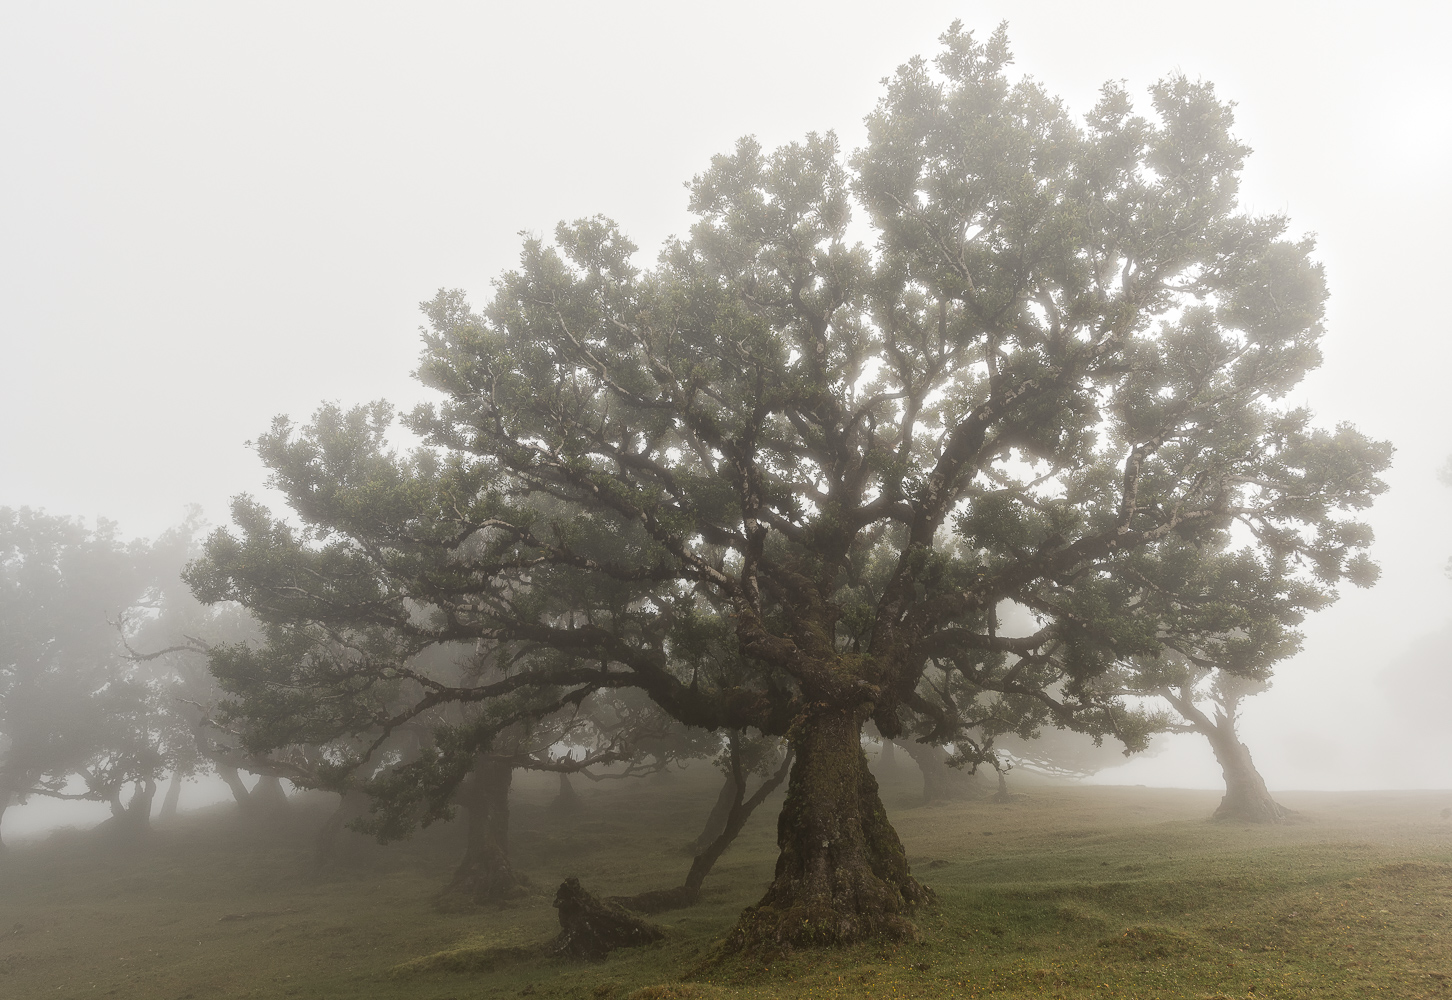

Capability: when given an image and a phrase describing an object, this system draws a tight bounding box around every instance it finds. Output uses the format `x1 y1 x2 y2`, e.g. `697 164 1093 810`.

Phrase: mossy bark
724 708 931 952
448 758 527 902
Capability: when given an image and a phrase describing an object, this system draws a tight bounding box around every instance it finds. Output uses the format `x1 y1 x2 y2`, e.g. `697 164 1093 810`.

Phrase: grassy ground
2 765 1449 1000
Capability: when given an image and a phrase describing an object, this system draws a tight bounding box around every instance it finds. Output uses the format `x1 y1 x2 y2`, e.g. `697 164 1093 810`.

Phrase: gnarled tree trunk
724 708 930 952
1205 724 1286 823
448 757 527 902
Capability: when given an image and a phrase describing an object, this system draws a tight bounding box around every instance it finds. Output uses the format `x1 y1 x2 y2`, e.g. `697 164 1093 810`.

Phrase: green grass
2 768 1450 999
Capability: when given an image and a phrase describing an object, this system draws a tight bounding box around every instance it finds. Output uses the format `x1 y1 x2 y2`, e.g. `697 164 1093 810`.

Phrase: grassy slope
1 766 1449 1000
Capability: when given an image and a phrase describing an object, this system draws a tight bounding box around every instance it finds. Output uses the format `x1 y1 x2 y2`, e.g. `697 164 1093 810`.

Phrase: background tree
0 509 201 844
189 24 1389 948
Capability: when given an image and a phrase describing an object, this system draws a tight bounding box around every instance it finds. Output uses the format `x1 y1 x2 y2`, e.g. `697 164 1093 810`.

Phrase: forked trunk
106 779 155 838
1206 725 1286 823
218 764 251 809
615 746 791 915
159 771 183 821
448 758 527 902
725 708 930 952
250 774 290 815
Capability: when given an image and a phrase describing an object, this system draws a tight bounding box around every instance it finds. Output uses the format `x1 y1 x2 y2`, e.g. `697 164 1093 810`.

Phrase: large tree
189 24 1389 948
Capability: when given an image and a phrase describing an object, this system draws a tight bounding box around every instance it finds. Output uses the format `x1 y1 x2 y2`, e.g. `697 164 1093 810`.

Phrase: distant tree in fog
0 509 197 844
186 24 1390 948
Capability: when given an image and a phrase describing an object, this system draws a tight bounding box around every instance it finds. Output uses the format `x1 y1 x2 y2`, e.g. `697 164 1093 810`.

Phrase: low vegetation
3 767 1449 999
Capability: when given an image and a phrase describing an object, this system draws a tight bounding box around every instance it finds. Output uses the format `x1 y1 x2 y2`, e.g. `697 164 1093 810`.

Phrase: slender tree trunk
1204 723 1286 823
159 771 183 821
690 769 738 852
725 707 931 952
616 746 792 915
448 758 526 902
877 738 898 772
551 772 582 814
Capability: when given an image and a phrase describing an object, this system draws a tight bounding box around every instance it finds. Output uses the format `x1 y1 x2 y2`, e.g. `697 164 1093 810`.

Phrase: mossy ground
2 766 1449 999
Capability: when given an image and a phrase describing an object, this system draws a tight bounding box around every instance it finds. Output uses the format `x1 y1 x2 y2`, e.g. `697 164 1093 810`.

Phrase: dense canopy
189 24 1389 948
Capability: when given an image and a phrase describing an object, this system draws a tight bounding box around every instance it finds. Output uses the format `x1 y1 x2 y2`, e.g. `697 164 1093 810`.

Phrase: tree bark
447 757 527 902
1205 724 1286 823
724 707 931 952
159 771 183 821
0 793 10 852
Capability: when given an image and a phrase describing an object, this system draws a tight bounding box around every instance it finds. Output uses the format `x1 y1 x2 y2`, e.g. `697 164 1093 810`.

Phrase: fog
2 0 1449 848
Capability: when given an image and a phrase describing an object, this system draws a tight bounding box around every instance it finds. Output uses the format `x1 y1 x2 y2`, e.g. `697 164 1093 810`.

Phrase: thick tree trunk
0 794 9 852
896 738 983 804
724 708 931 952
448 758 527 902
316 790 369 866
250 774 289 815
159 771 183 821
1205 725 1286 823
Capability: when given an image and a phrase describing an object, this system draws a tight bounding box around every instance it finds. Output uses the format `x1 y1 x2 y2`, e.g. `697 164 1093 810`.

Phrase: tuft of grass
2 769 1450 998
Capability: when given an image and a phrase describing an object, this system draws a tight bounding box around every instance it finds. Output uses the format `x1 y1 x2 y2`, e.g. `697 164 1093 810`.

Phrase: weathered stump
553 877 663 959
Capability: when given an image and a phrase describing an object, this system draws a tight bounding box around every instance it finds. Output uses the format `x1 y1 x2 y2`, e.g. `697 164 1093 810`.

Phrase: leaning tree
188 24 1389 949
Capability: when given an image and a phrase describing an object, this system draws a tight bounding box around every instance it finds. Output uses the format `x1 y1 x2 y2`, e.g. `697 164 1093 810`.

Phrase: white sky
2 2 1449 810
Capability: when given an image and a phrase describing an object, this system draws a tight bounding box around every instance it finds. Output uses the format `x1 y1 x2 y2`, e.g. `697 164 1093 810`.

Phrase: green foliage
188 22 1390 912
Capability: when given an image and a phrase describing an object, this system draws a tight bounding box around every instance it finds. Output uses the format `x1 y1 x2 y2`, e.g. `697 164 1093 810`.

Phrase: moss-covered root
723 709 933 954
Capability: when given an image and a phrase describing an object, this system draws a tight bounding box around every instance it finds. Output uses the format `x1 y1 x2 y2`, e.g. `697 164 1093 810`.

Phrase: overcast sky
2 1 1449 803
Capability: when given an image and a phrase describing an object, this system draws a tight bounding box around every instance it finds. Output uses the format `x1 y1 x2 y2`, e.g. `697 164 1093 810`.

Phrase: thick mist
2 3 1448 831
